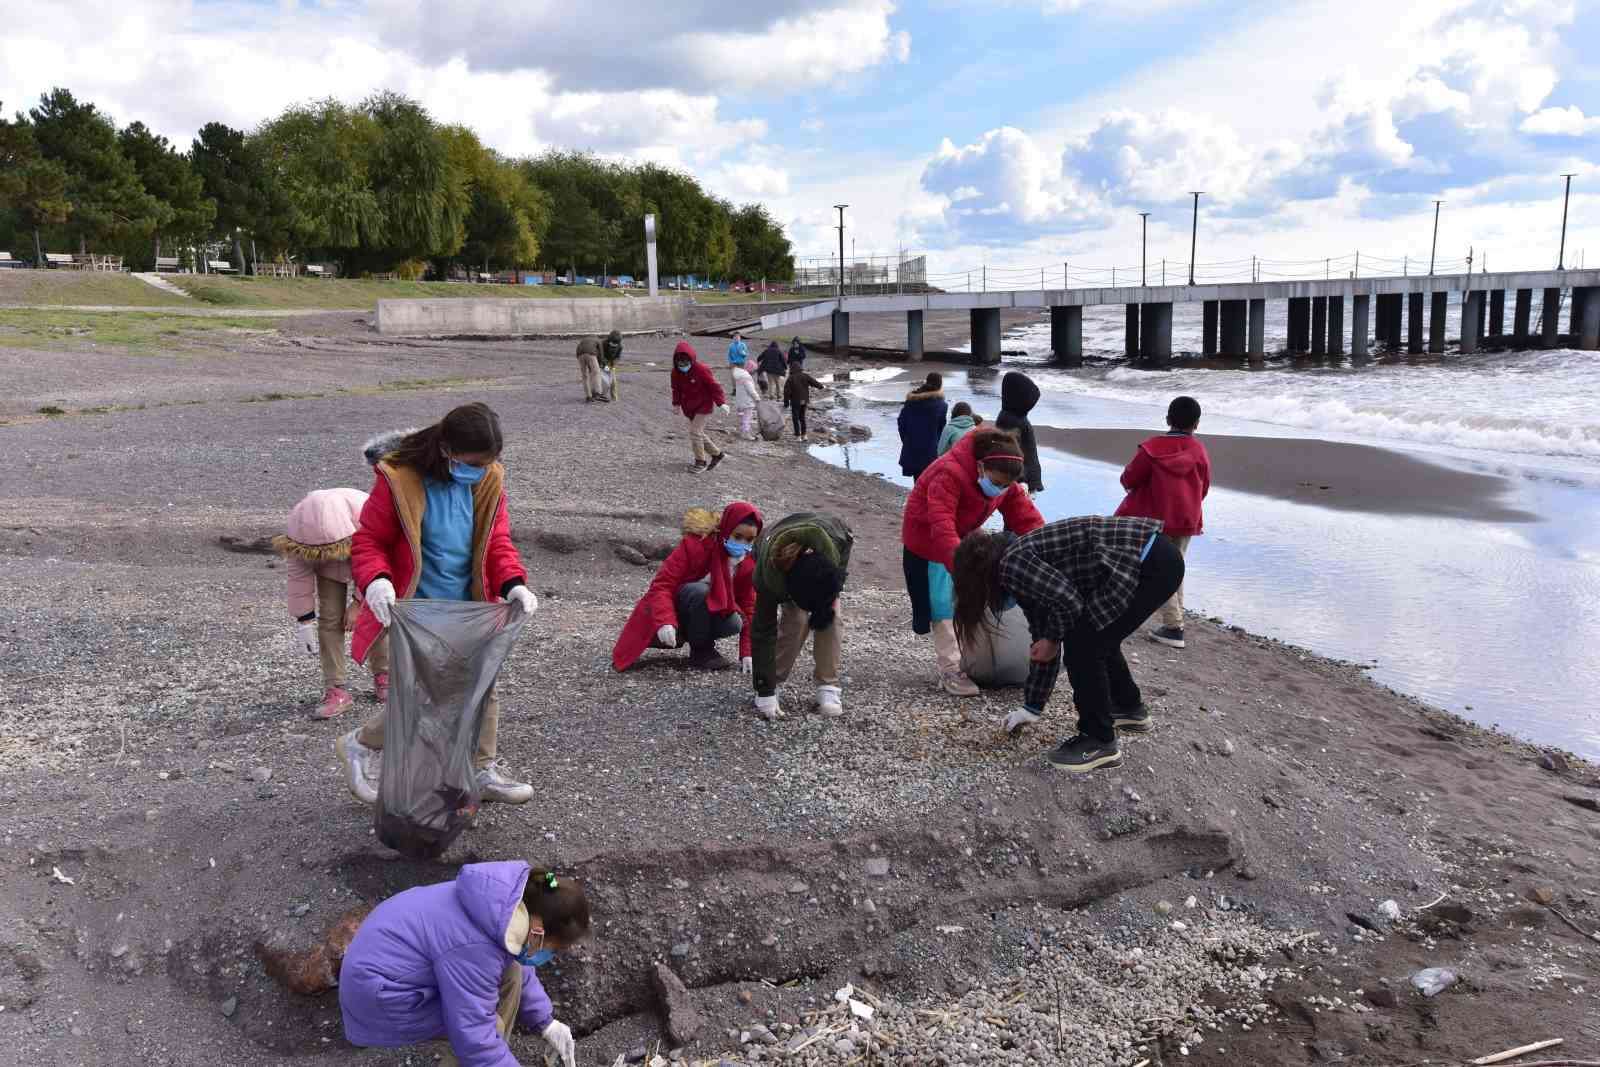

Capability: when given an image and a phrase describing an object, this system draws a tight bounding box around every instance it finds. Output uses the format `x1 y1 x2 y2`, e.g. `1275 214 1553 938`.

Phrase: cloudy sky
4 0 1598 284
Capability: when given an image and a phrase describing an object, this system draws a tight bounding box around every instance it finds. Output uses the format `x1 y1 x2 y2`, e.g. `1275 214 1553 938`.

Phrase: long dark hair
967 427 1024 481
386 402 504 482
523 869 591 946
952 528 1010 649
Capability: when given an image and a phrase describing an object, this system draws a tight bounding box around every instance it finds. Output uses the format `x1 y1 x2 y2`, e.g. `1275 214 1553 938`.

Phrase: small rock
1183 895 1197 909
670 942 691 958
1123 786 1142 803
289 902 311 918
738 989 753 1004
761 933 778 947
1216 738 1236 757
750 1023 778 1045
221 995 238 1018
1366 987 1399 1009
249 766 272 783
1154 900 1173 915
624 1045 647 1064
787 880 808 895
1562 793 1600 813
1538 751 1570 773
861 898 876 914
1378 899 1402 921
864 857 890 878
110 944 129 958
833 1038 856 1057
1346 912 1382 933
654 962 701 1045
1170 920 1187 931
614 543 649 566
1530 887 1555 905
1410 967 1458 997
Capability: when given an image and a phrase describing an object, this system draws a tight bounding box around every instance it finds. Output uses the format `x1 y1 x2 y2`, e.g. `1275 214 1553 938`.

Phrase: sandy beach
0 312 1597 1066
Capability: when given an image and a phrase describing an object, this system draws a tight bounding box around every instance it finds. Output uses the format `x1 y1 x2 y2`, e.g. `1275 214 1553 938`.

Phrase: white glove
541 1019 576 1067
506 585 538 615
740 656 752 674
717 404 731 415
1000 707 1041 735
753 694 780 721
365 578 395 626
656 624 677 648
293 620 318 656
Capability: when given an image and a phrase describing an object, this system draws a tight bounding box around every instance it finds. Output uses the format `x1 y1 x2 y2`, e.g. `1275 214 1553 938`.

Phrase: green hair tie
543 872 559 891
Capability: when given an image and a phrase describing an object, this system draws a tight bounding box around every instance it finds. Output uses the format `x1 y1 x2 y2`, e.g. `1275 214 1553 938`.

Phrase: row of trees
0 88 794 282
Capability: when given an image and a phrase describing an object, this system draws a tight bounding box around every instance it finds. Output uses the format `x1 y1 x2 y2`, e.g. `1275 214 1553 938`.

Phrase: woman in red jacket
337 402 538 807
670 341 732 473
613 502 762 673
902 428 1044 696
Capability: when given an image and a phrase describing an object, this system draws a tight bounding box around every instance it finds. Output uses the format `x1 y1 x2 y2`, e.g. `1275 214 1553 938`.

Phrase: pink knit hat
274 487 368 562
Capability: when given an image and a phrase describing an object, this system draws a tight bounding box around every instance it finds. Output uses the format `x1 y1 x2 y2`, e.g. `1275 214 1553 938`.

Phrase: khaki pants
357 681 500 767
688 412 723 465
931 619 961 674
774 602 842 688
317 576 389 688
577 351 602 397
437 960 523 1065
1159 535 1192 629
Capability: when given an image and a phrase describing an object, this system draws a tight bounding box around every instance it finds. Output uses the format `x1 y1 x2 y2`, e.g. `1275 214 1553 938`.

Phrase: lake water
810 304 1600 759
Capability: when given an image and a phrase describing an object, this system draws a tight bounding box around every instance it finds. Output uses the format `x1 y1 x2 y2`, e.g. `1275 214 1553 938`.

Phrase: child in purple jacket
338 860 589 1067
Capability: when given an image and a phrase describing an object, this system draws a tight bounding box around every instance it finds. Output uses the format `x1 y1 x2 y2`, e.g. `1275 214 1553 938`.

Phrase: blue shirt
415 476 474 601
727 341 748 366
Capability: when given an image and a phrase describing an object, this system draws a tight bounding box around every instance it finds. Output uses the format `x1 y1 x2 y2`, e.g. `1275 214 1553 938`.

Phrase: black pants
675 581 741 651
792 405 808 437
901 546 935 636
1061 535 1185 742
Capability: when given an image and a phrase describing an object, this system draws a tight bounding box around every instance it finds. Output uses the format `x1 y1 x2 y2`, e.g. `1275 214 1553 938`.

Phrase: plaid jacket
999 516 1163 640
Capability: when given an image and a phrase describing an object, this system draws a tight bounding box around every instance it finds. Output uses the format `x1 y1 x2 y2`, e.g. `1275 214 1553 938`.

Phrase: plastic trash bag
375 599 529 860
599 368 614 393
757 399 785 441
960 605 1031 688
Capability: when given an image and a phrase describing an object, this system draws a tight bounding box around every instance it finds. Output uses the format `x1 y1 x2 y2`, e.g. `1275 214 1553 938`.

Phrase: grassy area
0 271 195 308
0 309 277 350
169 276 620 308
689 291 806 305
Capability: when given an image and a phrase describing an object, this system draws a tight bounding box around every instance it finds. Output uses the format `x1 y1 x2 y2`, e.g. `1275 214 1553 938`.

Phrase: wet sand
1036 425 1537 522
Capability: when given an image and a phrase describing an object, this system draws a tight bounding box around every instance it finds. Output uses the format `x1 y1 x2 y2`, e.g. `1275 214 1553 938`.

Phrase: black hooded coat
994 371 1043 493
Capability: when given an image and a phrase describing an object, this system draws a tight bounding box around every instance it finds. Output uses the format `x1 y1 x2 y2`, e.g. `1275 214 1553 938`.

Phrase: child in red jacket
1114 396 1210 650
670 341 732 473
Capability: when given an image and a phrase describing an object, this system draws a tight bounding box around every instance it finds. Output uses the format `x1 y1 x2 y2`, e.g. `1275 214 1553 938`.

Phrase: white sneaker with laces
476 762 534 804
335 730 379 805
816 685 843 717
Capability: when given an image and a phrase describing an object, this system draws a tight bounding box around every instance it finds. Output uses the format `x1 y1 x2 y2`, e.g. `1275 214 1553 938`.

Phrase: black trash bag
375 599 529 860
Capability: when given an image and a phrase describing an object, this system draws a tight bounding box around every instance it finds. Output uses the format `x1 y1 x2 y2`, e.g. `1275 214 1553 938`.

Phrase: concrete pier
1220 299 1247 357
1513 289 1532 343
1247 298 1266 361
1407 292 1424 354
1288 297 1310 352
1328 294 1344 355
1387 294 1405 347
970 307 1001 364
906 309 924 360
1140 302 1173 365
1125 304 1139 359
832 309 850 355
1202 300 1218 356
1311 297 1327 356
1579 288 1600 350
1570 287 1588 342
1461 291 1482 354
1541 288 1561 347
1429 292 1447 353
1050 305 1083 366
1489 289 1505 336
1352 294 1369 358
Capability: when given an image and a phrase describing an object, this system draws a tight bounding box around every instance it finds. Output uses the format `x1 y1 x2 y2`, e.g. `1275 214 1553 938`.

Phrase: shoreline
1 328 1597 1066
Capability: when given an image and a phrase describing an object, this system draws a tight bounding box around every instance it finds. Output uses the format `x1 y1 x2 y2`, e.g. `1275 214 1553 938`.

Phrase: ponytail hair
522 869 591 946
386 402 505 482
968 427 1024 481
952 528 1010 650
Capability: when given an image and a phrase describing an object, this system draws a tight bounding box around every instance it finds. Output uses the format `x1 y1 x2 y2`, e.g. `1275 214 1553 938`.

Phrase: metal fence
793 253 929 294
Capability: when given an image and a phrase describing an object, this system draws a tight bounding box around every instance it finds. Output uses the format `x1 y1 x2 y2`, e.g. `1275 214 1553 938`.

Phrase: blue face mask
449 459 487 485
724 538 753 558
676 362 691 373
977 473 1007 498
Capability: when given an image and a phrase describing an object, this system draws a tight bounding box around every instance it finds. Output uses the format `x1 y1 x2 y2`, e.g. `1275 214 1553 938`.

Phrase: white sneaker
939 669 981 697
815 685 843 717
335 730 379 805
476 762 533 805
753 694 782 721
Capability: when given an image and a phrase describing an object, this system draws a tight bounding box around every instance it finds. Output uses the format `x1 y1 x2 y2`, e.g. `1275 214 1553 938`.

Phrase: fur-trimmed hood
905 385 943 403
362 429 416 468
275 487 369 562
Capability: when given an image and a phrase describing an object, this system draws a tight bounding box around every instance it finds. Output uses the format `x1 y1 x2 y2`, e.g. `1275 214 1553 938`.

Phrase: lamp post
833 205 848 299
1138 211 1150 286
1428 200 1442 276
1186 192 1203 286
1558 173 1576 270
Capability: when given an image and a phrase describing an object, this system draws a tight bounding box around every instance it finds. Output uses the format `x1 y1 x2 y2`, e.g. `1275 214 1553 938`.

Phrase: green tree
192 122 292 268
730 203 794 282
360 91 466 270
0 104 72 262
117 121 216 268
28 88 160 253
443 126 548 272
253 99 383 261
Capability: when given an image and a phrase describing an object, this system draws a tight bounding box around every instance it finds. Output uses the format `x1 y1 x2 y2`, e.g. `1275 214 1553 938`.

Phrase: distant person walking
670 341 731 473
788 337 807 369
600 329 623 400
757 339 788 400
783 363 828 439
950 516 1184 773
896 372 948 481
994 371 1043 494
731 362 760 439
1114 395 1210 649
726 332 749 388
938 401 981 456
576 336 607 402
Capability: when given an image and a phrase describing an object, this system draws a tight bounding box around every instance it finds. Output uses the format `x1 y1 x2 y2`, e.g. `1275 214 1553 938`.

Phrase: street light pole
1558 173 1576 270
833 204 848 299
1186 192 1203 286
1138 211 1150 287
1428 200 1442 276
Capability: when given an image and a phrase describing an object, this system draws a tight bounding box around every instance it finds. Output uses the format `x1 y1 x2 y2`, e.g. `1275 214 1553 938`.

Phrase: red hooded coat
1114 433 1211 537
669 341 726 418
901 432 1045 570
612 502 762 670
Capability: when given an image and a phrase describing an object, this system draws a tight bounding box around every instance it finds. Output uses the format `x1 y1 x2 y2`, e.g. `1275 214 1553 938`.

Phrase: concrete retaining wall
376 296 688 337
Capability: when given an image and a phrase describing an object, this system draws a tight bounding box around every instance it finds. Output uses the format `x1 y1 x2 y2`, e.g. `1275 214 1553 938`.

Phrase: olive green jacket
751 512 853 697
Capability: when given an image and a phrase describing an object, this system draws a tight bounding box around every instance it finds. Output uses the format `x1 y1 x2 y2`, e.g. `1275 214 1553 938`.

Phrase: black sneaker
688 647 733 672
1045 734 1123 773
1149 626 1186 649
688 462 709 474
706 451 726 470
1113 703 1152 732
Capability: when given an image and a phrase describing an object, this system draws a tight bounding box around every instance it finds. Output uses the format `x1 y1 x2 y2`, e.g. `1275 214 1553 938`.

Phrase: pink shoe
313 687 354 719
373 672 390 704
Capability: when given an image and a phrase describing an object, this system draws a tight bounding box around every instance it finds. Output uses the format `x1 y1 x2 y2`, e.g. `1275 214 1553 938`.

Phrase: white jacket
731 366 760 410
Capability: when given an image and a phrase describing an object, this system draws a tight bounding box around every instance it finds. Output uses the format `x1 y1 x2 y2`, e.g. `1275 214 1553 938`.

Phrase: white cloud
1520 105 1600 136
709 162 792 199
922 127 1089 227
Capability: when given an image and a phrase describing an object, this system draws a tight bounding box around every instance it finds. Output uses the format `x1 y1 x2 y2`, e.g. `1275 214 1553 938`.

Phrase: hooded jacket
757 341 788 377
275 487 369 618
783 369 826 409
726 339 749 367
788 338 806 365
612 502 763 670
896 384 948 479
339 860 553 1066
993 372 1043 493
902 431 1045 570
750 512 853 697
1114 432 1211 537
730 366 760 410
937 414 977 457
349 459 527 665
670 341 726 418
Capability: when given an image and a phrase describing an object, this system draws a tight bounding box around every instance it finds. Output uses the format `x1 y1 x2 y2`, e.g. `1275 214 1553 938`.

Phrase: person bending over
749 512 852 721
